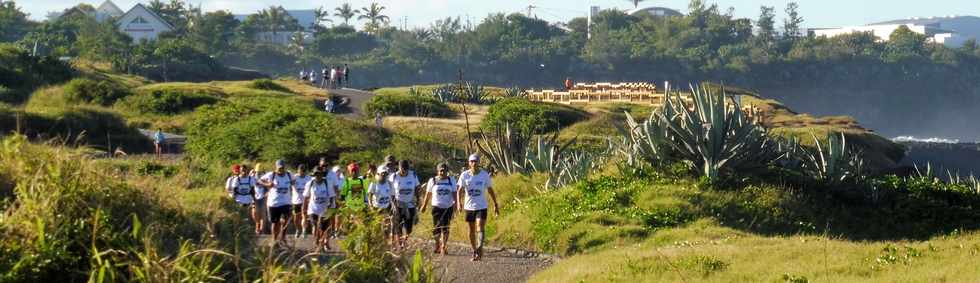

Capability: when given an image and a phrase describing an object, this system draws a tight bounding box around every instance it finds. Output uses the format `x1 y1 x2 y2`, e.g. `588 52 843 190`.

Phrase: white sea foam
893 136 961 144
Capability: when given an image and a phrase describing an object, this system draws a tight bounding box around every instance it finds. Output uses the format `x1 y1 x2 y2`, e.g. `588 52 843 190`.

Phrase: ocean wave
893 136 961 144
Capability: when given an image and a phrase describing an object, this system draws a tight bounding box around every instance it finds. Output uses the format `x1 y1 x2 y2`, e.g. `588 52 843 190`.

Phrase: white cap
468 153 480 162
378 165 390 174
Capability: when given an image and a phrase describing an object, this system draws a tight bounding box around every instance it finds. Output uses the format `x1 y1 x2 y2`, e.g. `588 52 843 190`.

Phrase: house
94 0 124 22
627 7 684 18
116 3 175 41
234 9 317 45
809 16 980 47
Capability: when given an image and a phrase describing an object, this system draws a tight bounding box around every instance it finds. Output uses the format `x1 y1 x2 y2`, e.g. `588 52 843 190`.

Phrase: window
130 16 148 24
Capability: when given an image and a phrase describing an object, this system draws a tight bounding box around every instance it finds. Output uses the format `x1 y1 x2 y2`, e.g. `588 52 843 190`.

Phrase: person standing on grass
458 153 499 261
420 162 457 255
305 167 336 251
368 166 395 245
291 164 313 238
250 163 268 234
153 128 165 158
343 64 351 88
260 160 295 245
226 164 260 232
390 159 421 250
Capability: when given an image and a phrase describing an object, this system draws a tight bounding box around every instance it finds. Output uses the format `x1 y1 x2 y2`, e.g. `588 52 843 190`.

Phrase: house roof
96 0 124 16
118 3 176 30
871 16 980 39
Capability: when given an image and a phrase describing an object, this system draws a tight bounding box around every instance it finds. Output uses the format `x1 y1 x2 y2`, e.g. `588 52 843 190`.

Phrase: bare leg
468 221 477 260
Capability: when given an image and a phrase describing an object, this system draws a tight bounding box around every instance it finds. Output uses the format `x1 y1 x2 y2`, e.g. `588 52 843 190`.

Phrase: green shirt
341 176 369 211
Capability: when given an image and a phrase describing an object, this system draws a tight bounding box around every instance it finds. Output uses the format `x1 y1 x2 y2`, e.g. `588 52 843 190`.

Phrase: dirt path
328 88 377 119
254 234 554 282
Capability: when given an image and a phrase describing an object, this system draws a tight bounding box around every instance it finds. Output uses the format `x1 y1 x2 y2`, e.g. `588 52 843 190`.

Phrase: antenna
527 5 536 18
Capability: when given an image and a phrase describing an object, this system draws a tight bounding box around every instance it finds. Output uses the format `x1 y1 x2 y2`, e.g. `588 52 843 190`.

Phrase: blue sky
19 0 980 29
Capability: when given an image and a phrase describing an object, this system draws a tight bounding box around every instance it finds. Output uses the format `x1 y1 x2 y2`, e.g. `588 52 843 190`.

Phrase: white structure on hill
809 16 980 47
94 0 124 22
627 7 683 18
234 10 316 45
116 3 174 42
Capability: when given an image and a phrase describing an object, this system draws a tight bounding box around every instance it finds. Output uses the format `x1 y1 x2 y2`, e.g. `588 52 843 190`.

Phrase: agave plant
659 84 779 181
430 84 459 103
619 111 674 168
517 133 573 174
547 150 599 190
503 86 526 99
476 123 530 175
461 82 488 104
802 132 864 184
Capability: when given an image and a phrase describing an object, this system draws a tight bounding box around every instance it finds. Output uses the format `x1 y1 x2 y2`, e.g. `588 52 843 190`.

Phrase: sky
17 0 980 29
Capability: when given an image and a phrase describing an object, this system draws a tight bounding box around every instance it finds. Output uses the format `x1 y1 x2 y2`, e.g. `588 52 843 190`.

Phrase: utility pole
526 5 536 18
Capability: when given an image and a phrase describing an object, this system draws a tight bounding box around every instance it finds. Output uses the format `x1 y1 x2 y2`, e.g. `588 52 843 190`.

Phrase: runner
291 164 313 238
368 166 395 245
250 163 268 234
419 162 457 255
339 162 369 229
225 164 260 232
457 153 500 261
260 160 295 245
305 167 336 251
153 128 165 158
390 159 420 250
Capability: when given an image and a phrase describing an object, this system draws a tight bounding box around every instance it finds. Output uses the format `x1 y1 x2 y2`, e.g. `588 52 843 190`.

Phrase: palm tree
334 3 358 26
358 2 389 33
311 6 332 31
257 6 295 35
627 0 646 8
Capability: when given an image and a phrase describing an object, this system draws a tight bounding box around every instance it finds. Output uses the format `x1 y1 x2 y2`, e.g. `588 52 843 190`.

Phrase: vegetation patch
365 93 454 118
63 78 131 106
120 88 221 115
482 98 588 134
246 79 293 93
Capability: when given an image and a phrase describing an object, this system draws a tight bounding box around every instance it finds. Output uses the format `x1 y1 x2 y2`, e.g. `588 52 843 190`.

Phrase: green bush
364 94 453 118
0 106 150 152
63 78 131 105
121 89 220 114
0 44 73 104
246 79 292 93
185 96 382 163
482 98 587 134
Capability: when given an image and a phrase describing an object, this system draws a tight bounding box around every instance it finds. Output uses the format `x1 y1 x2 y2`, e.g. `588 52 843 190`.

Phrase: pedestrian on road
420 162 457 255
321 67 329 89
226 164 260 232
305 167 336 251
260 160 295 245
337 66 345 88
153 128 165 158
368 166 395 244
390 159 420 250
343 64 351 88
292 164 313 238
457 153 499 261
329 67 338 89
250 163 268 235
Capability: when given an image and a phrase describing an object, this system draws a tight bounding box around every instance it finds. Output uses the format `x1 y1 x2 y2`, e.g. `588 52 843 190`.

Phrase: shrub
185 96 382 163
121 89 220 115
364 94 454 118
246 79 292 93
0 107 150 152
482 98 587 134
63 78 131 105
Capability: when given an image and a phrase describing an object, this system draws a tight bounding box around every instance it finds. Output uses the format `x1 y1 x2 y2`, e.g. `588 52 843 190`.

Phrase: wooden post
459 69 474 155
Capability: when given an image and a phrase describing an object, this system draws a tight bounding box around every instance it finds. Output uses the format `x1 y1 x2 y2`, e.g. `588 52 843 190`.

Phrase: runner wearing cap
457 153 499 261
340 162 369 230
291 164 313 238
249 163 268 234
420 162 457 255
260 160 295 245
305 167 336 251
390 159 420 250
369 165 395 244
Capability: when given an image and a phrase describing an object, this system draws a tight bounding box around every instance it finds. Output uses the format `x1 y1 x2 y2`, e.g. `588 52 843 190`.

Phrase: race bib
237 186 250 194
315 197 328 204
378 196 390 205
467 189 482 197
276 187 289 194
437 188 451 196
399 188 413 195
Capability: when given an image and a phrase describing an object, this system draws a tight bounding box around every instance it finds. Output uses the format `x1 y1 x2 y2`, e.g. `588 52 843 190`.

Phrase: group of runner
299 65 351 89
224 153 499 261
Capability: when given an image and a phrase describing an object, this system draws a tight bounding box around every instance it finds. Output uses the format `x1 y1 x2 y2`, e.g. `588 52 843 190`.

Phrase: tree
311 6 332 31
782 2 803 39
0 0 32 42
358 2 389 34
334 3 358 26
755 6 776 46
189 10 239 56
256 6 300 35
884 25 927 62
626 0 646 9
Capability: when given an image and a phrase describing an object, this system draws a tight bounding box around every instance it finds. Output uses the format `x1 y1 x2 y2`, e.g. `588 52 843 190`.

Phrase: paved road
328 88 377 119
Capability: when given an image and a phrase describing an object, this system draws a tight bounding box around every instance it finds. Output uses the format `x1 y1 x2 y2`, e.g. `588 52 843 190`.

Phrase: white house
116 3 174 42
809 16 980 47
94 0 123 22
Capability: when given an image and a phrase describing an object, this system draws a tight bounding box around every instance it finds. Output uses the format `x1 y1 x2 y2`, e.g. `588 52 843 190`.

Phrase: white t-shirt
389 172 420 208
292 175 313 205
226 175 257 205
304 179 335 216
251 171 267 200
368 182 393 209
262 172 294 208
426 176 457 209
459 169 492 211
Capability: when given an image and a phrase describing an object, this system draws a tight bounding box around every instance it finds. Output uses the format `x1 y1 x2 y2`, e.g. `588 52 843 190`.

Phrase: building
810 16 980 47
116 3 175 42
627 7 684 18
94 0 123 22
234 9 317 45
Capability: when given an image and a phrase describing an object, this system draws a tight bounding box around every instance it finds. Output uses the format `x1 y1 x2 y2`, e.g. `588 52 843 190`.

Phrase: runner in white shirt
305 168 336 251
291 165 313 238
389 160 420 250
249 163 268 235
420 162 457 255
225 164 261 234
457 153 499 261
260 160 295 245
368 166 395 244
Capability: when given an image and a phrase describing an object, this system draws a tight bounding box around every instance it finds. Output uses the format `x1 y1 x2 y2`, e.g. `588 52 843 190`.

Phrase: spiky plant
462 82 487 104
802 132 864 184
659 84 778 181
504 86 526 98
547 150 599 190
620 111 674 168
430 84 458 103
476 123 530 175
